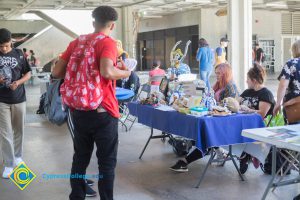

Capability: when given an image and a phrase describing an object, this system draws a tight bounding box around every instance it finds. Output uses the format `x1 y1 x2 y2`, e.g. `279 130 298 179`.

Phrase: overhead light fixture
55 5 65 10
185 0 211 3
142 15 163 19
265 2 288 8
215 7 227 16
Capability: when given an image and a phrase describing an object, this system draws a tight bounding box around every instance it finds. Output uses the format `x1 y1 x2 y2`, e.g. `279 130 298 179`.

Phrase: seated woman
238 63 275 174
169 63 239 172
149 60 165 92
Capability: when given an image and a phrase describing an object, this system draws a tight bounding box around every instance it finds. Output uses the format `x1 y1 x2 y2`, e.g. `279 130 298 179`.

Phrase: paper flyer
267 128 298 140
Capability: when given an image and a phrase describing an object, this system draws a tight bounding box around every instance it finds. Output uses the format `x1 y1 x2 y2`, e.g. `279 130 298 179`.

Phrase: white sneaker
15 157 24 166
2 167 13 179
215 148 227 166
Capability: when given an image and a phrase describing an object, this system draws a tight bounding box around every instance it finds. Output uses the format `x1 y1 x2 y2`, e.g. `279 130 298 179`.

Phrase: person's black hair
247 62 266 84
120 52 127 60
198 38 208 48
153 60 161 68
30 49 35 55
0 28 11 44
23 48 27 52
92 6 118 27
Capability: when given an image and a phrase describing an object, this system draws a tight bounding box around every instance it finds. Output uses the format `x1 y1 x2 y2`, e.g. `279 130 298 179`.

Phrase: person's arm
215 47 223 64
148 71 153 84
0 77 5 84
9 71 31 91
100 58 130 80
247 101 271 118
52 40 77 79
273 79 289 115
196 48 200 61
223 83 238 100
51 58 68 79
259 49 263 62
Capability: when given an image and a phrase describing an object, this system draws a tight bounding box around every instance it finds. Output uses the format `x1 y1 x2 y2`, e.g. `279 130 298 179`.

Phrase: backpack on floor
168 135 194 156
44 79 67 126
261 148 291 175
36 92 46 114
60 33 107 111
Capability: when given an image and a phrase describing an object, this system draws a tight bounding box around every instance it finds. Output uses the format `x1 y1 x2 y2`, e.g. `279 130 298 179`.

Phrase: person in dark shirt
22 48 29 59
0 28 31 178
116 71 140 95
239 62 275 174
254 43 264 64
240 63 275 117
28 49 37 67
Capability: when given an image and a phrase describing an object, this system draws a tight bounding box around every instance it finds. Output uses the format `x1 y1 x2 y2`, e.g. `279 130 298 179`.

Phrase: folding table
128 102 265 187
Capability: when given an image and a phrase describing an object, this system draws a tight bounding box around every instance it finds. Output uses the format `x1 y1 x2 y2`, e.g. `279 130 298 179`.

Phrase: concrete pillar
228 0 252 90
122 6 135 58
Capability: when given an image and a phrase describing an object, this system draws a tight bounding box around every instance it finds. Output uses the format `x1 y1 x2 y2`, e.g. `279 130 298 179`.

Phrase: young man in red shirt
52 6 130 200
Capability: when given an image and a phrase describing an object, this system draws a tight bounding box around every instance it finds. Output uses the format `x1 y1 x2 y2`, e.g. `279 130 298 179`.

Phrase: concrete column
122 6 135 58
228 0 252 90
198 9 202 40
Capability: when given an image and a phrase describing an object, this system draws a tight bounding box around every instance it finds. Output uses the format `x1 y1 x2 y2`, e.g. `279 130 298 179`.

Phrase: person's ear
110 23 115 31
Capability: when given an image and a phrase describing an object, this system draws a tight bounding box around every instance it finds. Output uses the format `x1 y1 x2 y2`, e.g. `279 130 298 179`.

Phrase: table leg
262 145 277 200
139 127 154 159
119 119 128 132
228 145 245 181
195 148 216 188
128 117 137 131
272 151 300 192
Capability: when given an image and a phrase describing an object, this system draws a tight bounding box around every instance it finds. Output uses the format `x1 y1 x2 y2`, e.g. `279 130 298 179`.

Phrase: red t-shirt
149 68 165 86
60 33 119 118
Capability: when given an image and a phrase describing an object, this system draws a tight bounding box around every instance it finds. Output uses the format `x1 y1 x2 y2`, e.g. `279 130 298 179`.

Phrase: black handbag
168 135 194 156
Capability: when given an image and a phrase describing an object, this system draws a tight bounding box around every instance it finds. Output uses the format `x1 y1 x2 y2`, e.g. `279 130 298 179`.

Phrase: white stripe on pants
0 102 26 167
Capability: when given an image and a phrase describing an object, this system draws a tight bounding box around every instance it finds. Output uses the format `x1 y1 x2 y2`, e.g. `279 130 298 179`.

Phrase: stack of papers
267 128 300 145
155 105 176 111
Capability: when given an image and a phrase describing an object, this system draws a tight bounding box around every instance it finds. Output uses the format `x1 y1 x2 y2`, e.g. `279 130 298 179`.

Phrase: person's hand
117 60 128 71
283 99 295 107
273 103 281 116
0 76 5 84
240 105 250 111
9 81 19 91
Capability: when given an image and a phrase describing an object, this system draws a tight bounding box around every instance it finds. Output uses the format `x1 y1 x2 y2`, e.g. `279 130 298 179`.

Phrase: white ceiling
0 0 300 20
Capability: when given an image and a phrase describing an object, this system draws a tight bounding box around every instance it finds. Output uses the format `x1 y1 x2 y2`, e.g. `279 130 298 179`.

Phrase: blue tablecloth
116 87 134 100
128 102 265 152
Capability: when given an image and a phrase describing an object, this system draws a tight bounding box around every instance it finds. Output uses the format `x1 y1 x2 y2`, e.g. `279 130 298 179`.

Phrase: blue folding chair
116 87 136 131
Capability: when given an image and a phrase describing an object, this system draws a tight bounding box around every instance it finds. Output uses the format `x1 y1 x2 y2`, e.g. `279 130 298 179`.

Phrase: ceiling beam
28 10 78 38
122 0 153 7
264 0 285 3
3 0 38 19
